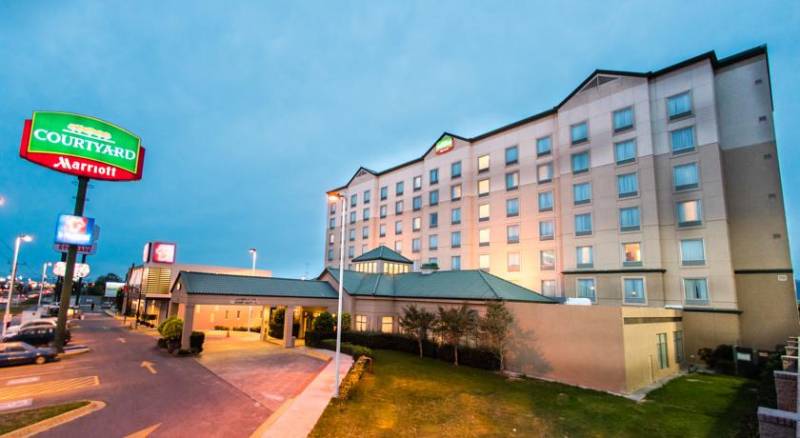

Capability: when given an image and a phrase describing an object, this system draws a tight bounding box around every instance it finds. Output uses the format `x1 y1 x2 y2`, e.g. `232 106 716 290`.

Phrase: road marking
7 376 40 385
0 399 32 411
117 337 126 343
124 422 161 438
0 376 99 401
0 364 95 381
140 361 157 374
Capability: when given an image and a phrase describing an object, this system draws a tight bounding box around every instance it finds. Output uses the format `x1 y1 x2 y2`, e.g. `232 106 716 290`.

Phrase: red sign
148 242 176 264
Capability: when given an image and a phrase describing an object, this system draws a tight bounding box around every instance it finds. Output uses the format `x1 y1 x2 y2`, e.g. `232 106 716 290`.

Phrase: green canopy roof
176 271 337 299
351 245 412 264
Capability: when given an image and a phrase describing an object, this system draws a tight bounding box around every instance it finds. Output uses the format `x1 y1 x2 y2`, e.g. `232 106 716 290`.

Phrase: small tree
313 311 335 334
341 312 352 332
436 305 478 366
478 301 514 371
158 317 183 340
399 305 437 358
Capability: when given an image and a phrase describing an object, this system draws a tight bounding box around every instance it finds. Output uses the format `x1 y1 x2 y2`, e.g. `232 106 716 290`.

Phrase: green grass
0 401 90 434
310 350 758 438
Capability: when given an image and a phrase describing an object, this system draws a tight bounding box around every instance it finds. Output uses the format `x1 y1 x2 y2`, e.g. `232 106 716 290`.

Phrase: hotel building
324 45 798 354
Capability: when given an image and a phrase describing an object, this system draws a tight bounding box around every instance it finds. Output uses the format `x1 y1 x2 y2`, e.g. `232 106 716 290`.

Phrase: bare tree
399 305 436 358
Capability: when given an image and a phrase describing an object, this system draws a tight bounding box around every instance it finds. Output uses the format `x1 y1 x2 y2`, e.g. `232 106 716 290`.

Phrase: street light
37 262 53 312
2 234 33 338
0 195 6 207
248 248 257 274
328 192 347 398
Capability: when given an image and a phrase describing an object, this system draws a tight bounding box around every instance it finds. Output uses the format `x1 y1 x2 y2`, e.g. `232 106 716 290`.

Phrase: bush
190 331 205 354
305 329 334 347
318 339 373 359
337 356 372 401
313 312 335 334
159 317 183 340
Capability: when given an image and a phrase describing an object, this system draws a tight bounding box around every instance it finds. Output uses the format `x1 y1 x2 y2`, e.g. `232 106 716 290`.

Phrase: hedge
337 355 372 401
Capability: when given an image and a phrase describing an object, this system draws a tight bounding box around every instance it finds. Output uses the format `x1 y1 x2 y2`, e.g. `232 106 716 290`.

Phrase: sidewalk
253 349 353 438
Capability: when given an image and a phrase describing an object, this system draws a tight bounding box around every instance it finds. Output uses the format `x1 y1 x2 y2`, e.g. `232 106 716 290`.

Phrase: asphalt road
0 313 270 437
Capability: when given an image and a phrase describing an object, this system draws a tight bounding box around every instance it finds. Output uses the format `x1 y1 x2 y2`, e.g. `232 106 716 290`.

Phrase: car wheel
35 356 46 365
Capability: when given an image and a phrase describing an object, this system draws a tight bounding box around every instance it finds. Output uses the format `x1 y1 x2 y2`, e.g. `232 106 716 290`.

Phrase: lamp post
3 234 33 338
328 192 347 397
37 262 53 312
249 248 257 274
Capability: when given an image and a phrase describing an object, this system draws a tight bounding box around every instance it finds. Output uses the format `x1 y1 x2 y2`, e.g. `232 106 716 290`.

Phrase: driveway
197 331 329 412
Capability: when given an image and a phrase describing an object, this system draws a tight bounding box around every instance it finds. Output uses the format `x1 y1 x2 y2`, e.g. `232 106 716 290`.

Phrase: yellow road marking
140 361 157 374
0 375 99 401
124 422 161 438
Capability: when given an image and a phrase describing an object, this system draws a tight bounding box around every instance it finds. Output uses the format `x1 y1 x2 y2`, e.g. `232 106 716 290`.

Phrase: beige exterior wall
621 307 682 391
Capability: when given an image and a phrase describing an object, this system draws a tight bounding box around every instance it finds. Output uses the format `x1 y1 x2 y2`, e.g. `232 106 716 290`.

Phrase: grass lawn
0 401 90 434
311 350 758 438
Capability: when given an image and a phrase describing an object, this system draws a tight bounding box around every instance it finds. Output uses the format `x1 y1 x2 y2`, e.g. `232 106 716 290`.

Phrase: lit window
670 127 695 154
430 168 439 185
479 228 490 246
677 200 702 227
451 231 461 248
329 233 335 244
478 154 490 172
451 208 461 224
507 252 520 272
624 278 646 304
451 256 461 270
394 221 403 235
540 250 555 270
537 163 553 183
451 161 462 178
657 333 669 369
673 163 699 191
537 136 552 156
412 217 421 231
412 196 422 211
381 316 393 333
539 220 554 240
571 121 588 144
451 184 462 200
505 172 519 190
380 186 388 200
479 203 490 221
355 315 367 331
396 181 404 196
573 182 591 205
413 176 422 191
620 207 641 232
613 107 634 132
571 151 590 174
505 146 519 165
538 191 553 212
575 213 592 236
680 239 705 265
684 278 709 304
614 140 636 164
429 235 438 250
667 92 692 119
507 225 520 244
478 178 490 196
617 173 638 198
576 246 593 268
623 242 642 266
577 278 595 302
412 238 421 253
506 198 519 217
395 200 404 214
479 254 490 270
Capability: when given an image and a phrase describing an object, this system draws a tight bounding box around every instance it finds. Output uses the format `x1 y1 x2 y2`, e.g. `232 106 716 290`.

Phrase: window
396 181 404 196
412 217 421 231
684 278 709 304
412 238 421 253
537 136 552 156
381 316 393 333
451 184 462 201
577 278 595 301
623 242 642 266
620 207 641 232
479 254 490 270
348 246 355 258
451 231 461 248
479 203 490 221
355 315 367 331
506 198 519 217
538 191 553 212
680 239 705 265
451 207 461 224
451 161 462 178
327 248 334 261
541 280 556 297
573 182 591 205
614 140 636 165
670 126 695 154
505 171 519 190
379 205 387 218
539 220 554 240
329 217 336 229
617 173 638 198
451 256 461 270
363 208 370 221
349 211 356 224
576 246 593 268
673 163 699 191
380 186 388 200
430 168 439 185
540 250 555 270
624 278 646 304
575 213 592 236
329 233 335 244
674 331 685 363
505 146 518 165
571 121 589 144
413 175 422 191
429 212 438 229
667 91 692 119
379 224 386 237
364 190 371 204
394 240 402 252
429 235 438 250
478 178 490 196
656 333 669 369
395 200 404 214
362 226 369 239
571 151 590 174
507 252 520 272
330 202 336 215
537 163 553 183
613 107 634 132
412 196 422 211
478 154 490 172
350 194 357 207
507 225 520 244
479 228 490 246
429 190 439 206
394 220 403 235
677 200 702 227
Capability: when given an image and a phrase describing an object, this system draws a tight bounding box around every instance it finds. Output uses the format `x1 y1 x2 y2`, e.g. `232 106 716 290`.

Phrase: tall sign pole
53 177 88 351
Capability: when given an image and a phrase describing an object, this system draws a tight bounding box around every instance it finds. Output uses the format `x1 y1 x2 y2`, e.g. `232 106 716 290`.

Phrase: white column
181 303 195 351
283 305 295 348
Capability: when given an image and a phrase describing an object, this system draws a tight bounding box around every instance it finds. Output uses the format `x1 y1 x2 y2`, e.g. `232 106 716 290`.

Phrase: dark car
0 342 58 366
6 326 70 347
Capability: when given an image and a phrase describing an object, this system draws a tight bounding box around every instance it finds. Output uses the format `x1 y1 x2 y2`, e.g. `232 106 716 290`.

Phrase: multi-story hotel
324 45 798 354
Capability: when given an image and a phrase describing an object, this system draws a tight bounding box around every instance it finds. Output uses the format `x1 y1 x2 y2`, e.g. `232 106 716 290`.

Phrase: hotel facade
325 46 798 355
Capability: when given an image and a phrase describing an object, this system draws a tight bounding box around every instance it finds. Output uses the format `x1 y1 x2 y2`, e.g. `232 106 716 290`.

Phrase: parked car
4 326 70 347
0 342 58 366
2 319 57 341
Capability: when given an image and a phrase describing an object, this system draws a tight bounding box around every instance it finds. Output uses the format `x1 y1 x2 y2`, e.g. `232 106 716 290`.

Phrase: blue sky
1 1 799 281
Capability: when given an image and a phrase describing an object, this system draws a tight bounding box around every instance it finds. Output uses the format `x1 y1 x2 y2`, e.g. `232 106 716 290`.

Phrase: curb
0 400 106 438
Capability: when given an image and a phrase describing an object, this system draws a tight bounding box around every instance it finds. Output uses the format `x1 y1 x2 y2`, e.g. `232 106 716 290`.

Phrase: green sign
20 111 144 180
434 135 454 155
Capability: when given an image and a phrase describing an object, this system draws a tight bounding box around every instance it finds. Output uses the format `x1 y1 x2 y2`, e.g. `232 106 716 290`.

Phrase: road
0 313 269 437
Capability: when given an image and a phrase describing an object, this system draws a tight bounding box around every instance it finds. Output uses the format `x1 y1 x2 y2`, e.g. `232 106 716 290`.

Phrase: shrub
341 313 352 332
336 355 372 401
318 339 373 359
313 312 335 334
269 308 285 339
305 329 334 347
159 317 184 340
190 331 205 354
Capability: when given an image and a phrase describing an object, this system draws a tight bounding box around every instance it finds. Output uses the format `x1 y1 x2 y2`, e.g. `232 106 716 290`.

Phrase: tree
435 305 478 366
478 301 514 371
399 305 437 358
341 312 352 332
88 273 123 296
313 311 335 334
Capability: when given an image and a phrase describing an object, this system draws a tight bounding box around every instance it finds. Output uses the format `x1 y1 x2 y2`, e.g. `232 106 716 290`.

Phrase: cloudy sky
1 1 798 281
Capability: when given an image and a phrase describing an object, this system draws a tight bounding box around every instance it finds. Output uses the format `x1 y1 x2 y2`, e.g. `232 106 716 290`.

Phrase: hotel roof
351 245 412 264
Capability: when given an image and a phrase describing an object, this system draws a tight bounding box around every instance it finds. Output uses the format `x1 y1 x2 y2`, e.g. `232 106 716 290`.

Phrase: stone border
0 400 106 438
